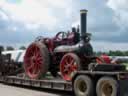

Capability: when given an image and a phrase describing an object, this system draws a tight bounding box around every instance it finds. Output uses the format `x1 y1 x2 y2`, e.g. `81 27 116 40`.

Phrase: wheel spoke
67 69 72 74
70 57 73 62
27 63 34 73
65 58 69 65
37 57 43 62
32 63 38 74
63 68 68 73
36 60 42 65
70 59 74 65
71 65 77 71
36 50 42 59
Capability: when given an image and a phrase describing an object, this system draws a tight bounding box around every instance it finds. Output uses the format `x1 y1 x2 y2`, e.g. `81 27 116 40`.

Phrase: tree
0 46 4 55
19 46 26 50
6 46 14 51
124 51 128 56
0 46 4 52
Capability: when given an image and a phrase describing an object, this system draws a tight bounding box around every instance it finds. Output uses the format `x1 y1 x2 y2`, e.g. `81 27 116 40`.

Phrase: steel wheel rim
101 81 113 96
60 55 78 81
24 43 43 79
77 80 87 94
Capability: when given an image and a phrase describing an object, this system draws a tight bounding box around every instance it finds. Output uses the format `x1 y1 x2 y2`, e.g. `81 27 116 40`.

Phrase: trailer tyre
73 75 93 96
96 76 118 96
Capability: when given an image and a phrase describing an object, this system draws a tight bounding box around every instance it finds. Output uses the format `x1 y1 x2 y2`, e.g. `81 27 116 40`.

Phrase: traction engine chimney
80 9 88 40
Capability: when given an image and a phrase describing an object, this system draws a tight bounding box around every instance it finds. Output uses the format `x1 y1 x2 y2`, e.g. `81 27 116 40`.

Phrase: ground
0 83 72 96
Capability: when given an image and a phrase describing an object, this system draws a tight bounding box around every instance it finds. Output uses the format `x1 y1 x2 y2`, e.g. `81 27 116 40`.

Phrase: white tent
2 50 26 63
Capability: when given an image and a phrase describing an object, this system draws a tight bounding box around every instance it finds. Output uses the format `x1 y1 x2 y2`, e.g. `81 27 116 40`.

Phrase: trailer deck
1 75 72 91
0 70 128 91
0 70 128 96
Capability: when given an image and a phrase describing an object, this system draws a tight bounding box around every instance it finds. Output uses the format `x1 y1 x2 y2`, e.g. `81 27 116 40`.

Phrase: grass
122 63 128 70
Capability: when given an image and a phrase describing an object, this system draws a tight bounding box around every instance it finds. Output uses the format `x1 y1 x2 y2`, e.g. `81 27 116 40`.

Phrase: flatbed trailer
0 70 128 96
1 76 72 91
1 9 128 96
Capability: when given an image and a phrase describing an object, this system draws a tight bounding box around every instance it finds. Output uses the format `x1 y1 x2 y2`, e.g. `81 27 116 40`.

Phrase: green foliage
6 46 14 51
0 46 4 52
95 50 128 56
19 46 26 50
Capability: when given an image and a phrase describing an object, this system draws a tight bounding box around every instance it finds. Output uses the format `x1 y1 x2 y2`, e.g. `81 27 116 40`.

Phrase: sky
0 0 128 51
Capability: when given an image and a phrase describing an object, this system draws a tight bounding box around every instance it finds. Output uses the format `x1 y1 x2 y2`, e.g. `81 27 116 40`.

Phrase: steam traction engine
0 9 127 96
24 10 100 81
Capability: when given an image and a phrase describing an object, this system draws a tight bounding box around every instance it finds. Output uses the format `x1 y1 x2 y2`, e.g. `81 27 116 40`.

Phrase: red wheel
24 42 49 79
60 53 81 81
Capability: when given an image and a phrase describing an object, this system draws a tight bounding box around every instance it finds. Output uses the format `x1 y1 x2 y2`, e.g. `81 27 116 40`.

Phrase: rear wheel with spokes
24 42 49 79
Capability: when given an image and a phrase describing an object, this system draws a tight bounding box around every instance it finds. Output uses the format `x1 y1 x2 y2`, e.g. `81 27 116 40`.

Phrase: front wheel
60 53 81 81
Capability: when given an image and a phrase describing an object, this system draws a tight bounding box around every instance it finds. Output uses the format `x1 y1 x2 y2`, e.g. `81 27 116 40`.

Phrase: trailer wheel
60 53 81 81
96 76 118 96
73 75 93 96
24 42 49 79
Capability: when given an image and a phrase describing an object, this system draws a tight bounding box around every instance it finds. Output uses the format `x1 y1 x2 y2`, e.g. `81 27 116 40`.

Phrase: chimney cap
80 9 88 13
